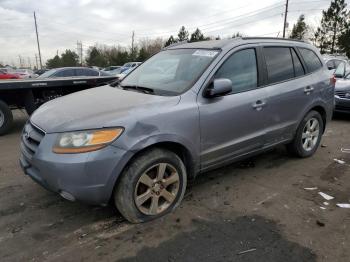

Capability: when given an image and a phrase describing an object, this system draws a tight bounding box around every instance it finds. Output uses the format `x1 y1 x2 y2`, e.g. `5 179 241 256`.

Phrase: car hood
30 85 181 133
335 79 350 91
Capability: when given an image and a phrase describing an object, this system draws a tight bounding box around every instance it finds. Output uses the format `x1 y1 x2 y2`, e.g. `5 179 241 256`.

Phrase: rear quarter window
298 48 323 73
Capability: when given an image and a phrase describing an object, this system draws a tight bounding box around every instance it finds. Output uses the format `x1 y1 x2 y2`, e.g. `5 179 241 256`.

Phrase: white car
16 69 38 79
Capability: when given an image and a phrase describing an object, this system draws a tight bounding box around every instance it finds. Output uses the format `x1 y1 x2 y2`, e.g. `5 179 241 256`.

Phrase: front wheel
114 148 187 223
287 110 324 158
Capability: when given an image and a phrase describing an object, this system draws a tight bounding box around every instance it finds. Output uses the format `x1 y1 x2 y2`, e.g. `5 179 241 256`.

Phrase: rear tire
287 110 324 158
114 148 187 223
0 100 13 136
24 91 37 115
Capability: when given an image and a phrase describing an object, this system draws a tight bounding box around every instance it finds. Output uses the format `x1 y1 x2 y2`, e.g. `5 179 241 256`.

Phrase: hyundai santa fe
20 38 335 223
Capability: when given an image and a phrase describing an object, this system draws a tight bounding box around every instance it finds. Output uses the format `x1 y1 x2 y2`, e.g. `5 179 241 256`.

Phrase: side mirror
205 78 233 98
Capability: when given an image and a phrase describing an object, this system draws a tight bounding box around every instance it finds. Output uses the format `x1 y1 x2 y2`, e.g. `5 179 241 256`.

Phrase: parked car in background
103 66 121 72
38 67 111 78
334 71 350 113
108 67 123 76
15 69 38 79
34 69 49 75
333 60 350 79
21 38 334 223
324 57 348 72
120 62 141 73
0 69 20 79
116 67 133 80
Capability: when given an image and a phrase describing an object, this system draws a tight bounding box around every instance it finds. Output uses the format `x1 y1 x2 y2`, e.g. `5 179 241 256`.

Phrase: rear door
261 45 313 145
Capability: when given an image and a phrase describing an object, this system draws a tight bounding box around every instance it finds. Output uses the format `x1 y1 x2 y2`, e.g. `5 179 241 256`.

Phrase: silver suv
20 38 334 223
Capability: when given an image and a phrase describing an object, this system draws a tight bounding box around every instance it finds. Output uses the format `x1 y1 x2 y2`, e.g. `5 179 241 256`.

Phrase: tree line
46 0 350 69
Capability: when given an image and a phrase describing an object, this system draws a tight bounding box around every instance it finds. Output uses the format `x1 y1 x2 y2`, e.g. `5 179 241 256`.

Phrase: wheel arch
108 139 199 204
310 105 327 132
299 101 329 134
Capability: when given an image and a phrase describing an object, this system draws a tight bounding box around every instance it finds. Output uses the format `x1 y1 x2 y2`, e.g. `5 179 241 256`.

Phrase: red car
0 69 20 80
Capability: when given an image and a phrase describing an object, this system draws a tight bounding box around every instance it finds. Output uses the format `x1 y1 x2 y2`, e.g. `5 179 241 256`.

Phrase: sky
0 0 346 67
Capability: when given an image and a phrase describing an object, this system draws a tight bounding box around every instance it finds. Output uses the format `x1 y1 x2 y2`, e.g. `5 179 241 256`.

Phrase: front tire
287 110 324 158
114 148 187 223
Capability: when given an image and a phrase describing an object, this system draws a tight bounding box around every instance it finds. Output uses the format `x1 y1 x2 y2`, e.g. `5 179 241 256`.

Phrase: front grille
21 122 45 160
335 91 350 99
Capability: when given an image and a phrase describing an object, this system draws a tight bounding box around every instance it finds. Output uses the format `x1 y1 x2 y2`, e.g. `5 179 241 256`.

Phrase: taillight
330 75 336 87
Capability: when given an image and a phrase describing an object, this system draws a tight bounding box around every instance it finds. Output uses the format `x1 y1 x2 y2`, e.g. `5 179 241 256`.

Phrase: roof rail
162 40 189 50
241 37 307 43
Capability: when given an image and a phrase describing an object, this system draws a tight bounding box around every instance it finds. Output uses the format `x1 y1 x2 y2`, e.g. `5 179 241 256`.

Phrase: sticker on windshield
192 50 218 57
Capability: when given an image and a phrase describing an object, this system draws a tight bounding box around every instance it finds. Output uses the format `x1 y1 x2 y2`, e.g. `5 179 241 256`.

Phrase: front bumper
335 96 350 113
20 124 131 205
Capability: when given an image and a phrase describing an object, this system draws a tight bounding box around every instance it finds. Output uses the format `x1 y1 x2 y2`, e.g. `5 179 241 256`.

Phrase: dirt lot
1 111 350 262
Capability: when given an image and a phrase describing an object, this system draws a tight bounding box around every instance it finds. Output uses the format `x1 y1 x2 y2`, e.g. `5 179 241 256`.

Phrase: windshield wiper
120 85 154 94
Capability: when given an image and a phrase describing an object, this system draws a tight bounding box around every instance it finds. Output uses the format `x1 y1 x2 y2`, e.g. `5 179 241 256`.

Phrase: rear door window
263 47 294 84
298 48 323 72
215 48 258 94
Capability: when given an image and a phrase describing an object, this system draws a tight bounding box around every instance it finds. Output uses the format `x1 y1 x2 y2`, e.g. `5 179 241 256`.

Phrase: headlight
53 128 124 154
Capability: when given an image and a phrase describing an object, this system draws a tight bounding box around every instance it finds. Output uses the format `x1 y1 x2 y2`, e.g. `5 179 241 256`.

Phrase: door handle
304 86 314 94
252 100 266 111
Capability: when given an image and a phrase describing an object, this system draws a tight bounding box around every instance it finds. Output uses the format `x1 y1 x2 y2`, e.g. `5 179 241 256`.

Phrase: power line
136 2 286 37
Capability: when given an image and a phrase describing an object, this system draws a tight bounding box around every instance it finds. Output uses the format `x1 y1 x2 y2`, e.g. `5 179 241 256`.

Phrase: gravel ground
0 111 349 262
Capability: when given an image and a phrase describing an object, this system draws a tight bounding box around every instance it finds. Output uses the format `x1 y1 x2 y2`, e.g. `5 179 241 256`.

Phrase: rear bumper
20 131 132 205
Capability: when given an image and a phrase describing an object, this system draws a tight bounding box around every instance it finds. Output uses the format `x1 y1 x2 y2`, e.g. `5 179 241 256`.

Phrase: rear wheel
287 110 324 158
0 100 13 136
114 148 187 223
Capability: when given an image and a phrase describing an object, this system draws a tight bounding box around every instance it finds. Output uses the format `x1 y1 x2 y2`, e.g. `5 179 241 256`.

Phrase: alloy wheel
134 163 180 215
301 117 320 152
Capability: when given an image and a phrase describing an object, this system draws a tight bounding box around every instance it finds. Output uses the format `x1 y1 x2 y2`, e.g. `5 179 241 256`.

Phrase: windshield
38 69 57 78
121 49 219 95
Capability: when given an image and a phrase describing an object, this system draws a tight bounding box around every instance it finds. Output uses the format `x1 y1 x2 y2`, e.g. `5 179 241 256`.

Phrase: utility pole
35 54 39 69
76 41 83 66
131 31 135 59
18 55 23 68
282 0 289 38
34 11 43 69
27 57 32 69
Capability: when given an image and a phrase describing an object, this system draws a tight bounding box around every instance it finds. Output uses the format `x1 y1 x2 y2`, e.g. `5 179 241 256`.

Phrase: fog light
60 191 75 201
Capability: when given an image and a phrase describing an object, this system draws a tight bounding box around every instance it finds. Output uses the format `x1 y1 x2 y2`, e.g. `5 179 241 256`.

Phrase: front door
198 47 268 170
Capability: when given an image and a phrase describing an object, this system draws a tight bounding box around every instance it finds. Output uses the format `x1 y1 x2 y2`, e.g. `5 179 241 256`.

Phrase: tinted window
76 68 99 76
54 69 75 77
291 49 305 77
215 49 258 94
264 47 294 84
299 48 322 72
